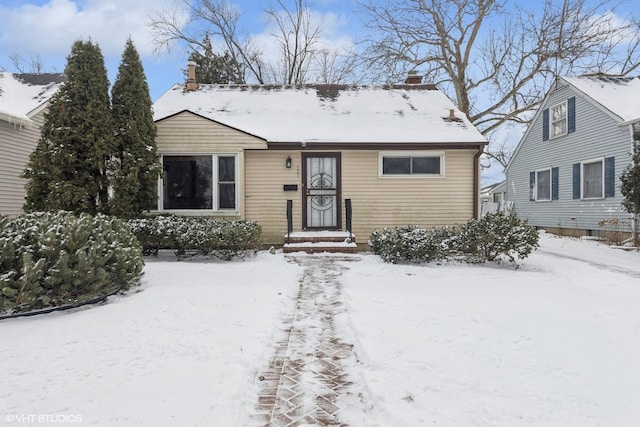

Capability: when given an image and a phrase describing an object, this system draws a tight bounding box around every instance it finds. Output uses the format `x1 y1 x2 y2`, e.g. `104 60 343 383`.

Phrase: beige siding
0 114 44 216
343 150 475 242
245 149 477 245
245 151 303 244
156 111 268 152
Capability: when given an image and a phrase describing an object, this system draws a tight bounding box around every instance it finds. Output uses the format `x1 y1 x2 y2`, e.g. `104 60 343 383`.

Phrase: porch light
286 156 292 168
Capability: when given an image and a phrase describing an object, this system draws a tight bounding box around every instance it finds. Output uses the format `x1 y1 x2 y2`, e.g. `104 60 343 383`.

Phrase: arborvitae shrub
0 212 143 314
126 216 262 260
371 213 539 264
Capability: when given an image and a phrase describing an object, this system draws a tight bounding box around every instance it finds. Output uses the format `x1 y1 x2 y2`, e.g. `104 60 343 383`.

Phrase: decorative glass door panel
306 156 338 228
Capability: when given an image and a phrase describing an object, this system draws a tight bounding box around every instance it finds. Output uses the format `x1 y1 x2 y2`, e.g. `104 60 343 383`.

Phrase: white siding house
505 76 640 236
0 73 64 216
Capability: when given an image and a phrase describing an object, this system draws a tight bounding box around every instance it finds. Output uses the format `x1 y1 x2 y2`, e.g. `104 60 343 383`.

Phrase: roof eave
0 111 33 127
266 140 487 150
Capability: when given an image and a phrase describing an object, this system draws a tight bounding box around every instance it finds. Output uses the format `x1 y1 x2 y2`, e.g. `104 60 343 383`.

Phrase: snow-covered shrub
127 215 189 255
370 225 453 264
0 211 143 314
370 213 539 264
127 216 262 260
453 213 539 263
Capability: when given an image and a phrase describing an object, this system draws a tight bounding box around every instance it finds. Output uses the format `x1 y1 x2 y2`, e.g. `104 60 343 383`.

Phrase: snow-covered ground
1 233 639 426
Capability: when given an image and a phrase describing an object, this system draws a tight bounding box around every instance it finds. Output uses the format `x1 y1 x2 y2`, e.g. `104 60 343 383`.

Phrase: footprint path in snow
249 255 368 426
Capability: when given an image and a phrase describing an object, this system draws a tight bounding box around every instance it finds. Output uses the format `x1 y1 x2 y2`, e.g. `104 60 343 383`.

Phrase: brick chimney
405 70 423 85
186 61 198 91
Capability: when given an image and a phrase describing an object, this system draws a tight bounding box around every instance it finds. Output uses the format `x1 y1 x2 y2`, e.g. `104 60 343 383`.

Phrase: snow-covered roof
153 83 487 144
561 75 640 123
0 72 65 126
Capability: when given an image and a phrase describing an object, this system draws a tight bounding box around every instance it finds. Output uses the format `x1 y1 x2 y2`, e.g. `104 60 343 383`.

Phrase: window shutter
604 156 615 197
552 167 559 200
567 96 576 134
530 171 535 201
572 163 581 199
542 108 550 141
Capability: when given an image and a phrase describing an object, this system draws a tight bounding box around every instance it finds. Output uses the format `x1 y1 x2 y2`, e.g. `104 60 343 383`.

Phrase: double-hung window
573 157 614 200
535 168 551 201
582 159 603 199
550 101 567 138
380 152 444 177
530 167 558 201
161 154 237 211
543 97 575 141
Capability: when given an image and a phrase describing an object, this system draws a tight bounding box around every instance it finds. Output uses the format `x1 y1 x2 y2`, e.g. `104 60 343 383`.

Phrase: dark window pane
219 183 236 209
219 156 235 182
412 157 440 174
536 170 551 200
383 157 410 174
583 161 603 198
163 156 212 209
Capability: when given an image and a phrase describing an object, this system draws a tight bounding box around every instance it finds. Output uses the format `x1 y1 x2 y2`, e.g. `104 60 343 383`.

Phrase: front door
303 153 341 229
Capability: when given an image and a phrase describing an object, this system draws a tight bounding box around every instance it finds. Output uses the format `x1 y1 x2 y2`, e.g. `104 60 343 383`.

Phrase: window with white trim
161 154 237 211
582 159 603 199
536 168 551 201
380 152 444 177
550 101 567 138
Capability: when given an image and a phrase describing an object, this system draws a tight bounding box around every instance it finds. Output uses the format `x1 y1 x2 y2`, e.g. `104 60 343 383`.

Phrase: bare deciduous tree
358 0 640 167
148 0 357 85
264 0 321 83
9 52 46 74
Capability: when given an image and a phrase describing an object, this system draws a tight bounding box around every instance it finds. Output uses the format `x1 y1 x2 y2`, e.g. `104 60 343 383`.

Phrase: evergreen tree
23 40 113 214
110 38 161 217
186 35 244 84
620 131 640 244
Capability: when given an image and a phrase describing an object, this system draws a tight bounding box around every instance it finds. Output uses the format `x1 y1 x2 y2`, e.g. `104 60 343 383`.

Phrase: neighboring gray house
0 73 64 216
505 75 640 237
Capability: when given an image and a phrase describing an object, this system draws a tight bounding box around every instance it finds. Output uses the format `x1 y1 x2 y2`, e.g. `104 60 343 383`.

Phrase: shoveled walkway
249 255 368 426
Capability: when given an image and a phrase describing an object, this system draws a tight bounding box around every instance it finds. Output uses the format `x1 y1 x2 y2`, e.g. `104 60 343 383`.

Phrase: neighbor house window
536 168 551 201
550 101 567 138
582 159 603 199
380 152 444 177
162 154 237 210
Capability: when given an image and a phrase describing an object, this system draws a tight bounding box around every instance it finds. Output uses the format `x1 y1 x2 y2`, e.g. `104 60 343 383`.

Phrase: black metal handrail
345 198 353 242
286 199 293 244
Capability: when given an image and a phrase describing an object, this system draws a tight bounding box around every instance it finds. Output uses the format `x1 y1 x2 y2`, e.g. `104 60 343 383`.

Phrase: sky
1 0 638 186
0 0 362 101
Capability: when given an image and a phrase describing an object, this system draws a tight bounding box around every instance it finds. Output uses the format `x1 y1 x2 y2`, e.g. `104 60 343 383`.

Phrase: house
481 180 507 204
0 73 65 216
480 180 511 216
505 75 640 237
152 65 487 249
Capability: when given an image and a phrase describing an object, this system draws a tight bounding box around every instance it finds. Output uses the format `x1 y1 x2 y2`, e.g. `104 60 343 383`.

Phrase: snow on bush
0 211 143 314
126 216 263 260
370 213 539 264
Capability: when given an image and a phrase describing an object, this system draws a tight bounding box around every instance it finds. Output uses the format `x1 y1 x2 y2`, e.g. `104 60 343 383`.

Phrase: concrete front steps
283 231 357 254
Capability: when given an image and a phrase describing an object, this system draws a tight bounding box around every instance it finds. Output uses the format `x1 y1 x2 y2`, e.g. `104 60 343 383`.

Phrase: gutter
0 111 33 128
473 144 485 219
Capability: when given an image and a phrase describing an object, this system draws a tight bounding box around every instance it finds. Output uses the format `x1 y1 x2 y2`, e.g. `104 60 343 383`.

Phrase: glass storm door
304 154 340 228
